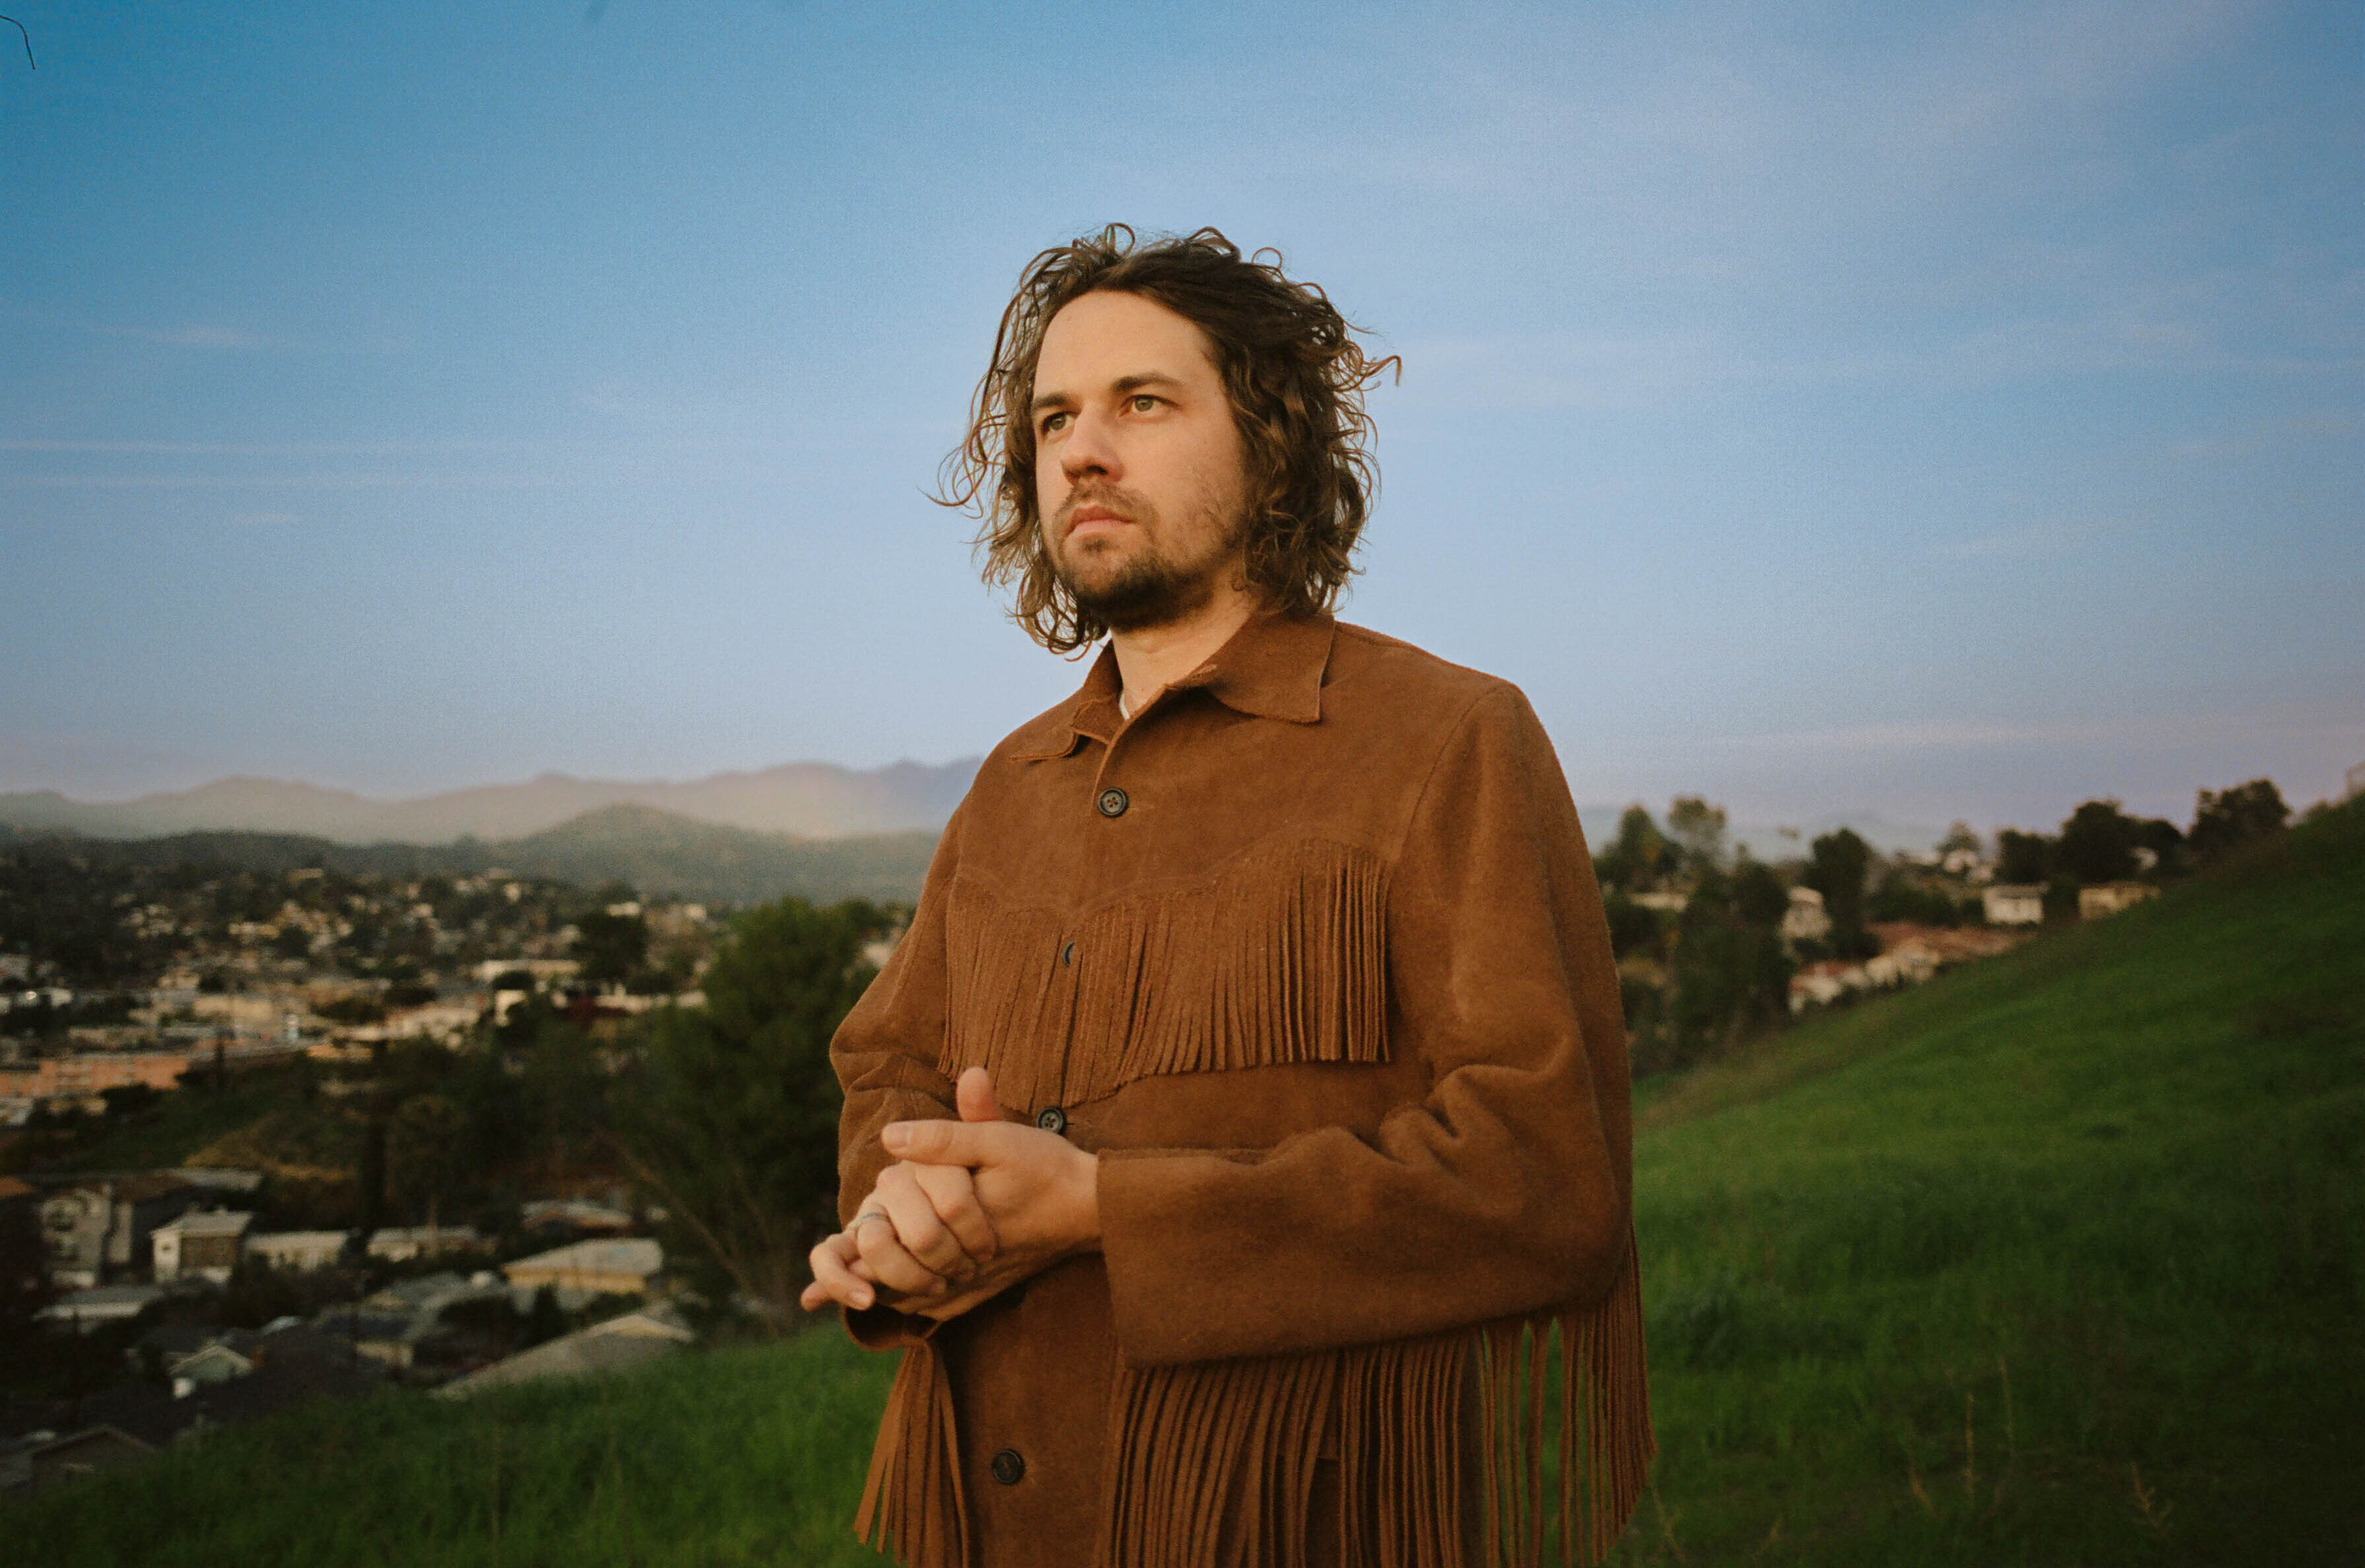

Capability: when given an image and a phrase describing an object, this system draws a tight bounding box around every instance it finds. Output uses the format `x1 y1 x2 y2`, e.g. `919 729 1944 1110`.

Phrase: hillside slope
5 802 2358 1565
1628 799 2362 1562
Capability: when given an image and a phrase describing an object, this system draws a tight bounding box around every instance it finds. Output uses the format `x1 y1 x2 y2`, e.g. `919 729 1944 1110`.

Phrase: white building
1781 886 1831 944
244 1230 351 1272
366 1225 486 1263
436 1303 693 1399
503 1238 663 1306
152 1210 254 1283
1982 884 2046 926
2079 882 2158 919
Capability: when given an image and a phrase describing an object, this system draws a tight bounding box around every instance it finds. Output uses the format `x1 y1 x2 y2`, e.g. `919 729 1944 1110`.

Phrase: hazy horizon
5 3 2358 832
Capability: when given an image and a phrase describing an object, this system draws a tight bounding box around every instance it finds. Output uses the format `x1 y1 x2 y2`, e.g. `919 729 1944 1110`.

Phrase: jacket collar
1008 612 1336 760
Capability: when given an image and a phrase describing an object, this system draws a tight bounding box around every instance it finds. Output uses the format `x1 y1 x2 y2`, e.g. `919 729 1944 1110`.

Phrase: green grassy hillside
1625 800 2362 1563
5 1327 900 1567
7 800 2358 1565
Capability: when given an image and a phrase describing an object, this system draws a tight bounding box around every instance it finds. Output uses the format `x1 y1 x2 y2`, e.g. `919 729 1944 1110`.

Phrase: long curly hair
939 226 1399 655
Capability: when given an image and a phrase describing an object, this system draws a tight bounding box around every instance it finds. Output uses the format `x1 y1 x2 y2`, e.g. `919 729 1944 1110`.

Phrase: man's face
1030 290 1253 632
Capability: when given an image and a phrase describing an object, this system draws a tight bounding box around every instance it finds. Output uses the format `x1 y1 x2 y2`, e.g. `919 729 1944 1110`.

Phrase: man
800 227 1651 1567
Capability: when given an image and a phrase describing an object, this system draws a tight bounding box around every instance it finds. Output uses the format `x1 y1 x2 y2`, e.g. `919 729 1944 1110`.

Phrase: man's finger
853 1210 951 1296
956 1066 1003 1124
910 1161 999 1263
877 1165 973 1282
883 1118 1011 1167
805 1233 873 1312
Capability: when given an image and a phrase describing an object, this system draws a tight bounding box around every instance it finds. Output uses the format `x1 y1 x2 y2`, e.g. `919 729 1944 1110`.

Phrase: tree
388 1094 467 1228
1995 829 2053 886
572 909 650 987
1665 797 1728 872
0 1198 53 1388
1650 863 1791 1074
1601 890 1663 962
611 896 890 1326
2189 779 2289 863
519 1016 607 1176
1595 804 1671 893
2056 799 2141 885
1730 858 1789 929
2132 816 2186 877
1802 829 1875 956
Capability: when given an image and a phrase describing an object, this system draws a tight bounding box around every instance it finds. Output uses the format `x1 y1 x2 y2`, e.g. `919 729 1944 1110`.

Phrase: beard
1049 484 1247 634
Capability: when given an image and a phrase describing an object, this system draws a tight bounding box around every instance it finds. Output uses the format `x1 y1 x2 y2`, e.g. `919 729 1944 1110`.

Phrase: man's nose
1059 406 1120 480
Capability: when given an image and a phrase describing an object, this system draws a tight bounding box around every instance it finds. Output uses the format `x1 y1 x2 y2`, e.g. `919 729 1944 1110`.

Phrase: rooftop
504 1238 662 1278
157 1210 254 1238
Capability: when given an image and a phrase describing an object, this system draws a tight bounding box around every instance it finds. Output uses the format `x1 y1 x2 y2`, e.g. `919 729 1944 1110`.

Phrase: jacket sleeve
828 800 967 1348
1094 684 1635 1365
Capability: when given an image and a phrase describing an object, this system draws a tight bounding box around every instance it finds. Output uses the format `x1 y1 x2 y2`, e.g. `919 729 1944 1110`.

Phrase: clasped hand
798 1066 1100 1322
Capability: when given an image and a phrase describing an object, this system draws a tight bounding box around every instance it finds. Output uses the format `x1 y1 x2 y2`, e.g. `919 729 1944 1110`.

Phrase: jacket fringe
941 839 1391 1106
856 1341 971 1568
1087 1237 1651 1568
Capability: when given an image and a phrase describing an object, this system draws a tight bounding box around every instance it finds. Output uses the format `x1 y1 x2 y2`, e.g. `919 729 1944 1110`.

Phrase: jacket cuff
1097 1148 1284 1365
842 1300 941 1351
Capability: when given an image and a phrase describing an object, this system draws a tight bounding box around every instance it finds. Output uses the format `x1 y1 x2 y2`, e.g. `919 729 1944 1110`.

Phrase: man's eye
1040 412 1070 436
1130 395 1158 413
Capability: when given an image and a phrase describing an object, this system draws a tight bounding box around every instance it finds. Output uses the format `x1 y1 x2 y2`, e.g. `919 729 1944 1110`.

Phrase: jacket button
990 1447 1025 1486
1060 940 1075 967
1096 787 1129 818
1035 1106 1067 1136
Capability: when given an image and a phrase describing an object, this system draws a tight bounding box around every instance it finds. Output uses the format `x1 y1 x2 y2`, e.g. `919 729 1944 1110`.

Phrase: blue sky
3 0 2358 837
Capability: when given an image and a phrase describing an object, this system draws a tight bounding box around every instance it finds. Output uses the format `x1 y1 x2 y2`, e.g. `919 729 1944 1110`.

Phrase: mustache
1053 482 1153 536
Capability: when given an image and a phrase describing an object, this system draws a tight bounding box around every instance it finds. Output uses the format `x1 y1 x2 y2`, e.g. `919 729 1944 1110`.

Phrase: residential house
365 1225 486 1264
39 1175 198 1289
503 1238 663 1304
436 1302 692 1398
244 1229 352 1272
8 1322 383 1480
36 1282 166 1332
1780 886 1831 944
519 1198 634 1238
472 958 582 985
332 1271 512 1370
152 1210 254 1283
1981 884 2046 926
164 1342 256 1395
170 1167 265 1196
2078 882 2158 919
0 1052 191 1109
0 1425 155 1492
1788 960 1867 1013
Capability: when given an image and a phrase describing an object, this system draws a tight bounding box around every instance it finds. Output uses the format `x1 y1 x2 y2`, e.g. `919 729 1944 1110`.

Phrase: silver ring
847 1210 892 1235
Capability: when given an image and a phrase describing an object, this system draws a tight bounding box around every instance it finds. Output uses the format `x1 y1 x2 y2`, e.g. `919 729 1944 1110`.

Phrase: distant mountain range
0 760 981 845
0 762 1954 902
0 804 943 909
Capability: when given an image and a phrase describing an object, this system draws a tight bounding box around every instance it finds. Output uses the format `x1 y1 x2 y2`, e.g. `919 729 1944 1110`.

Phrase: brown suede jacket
831 611 1651 1568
